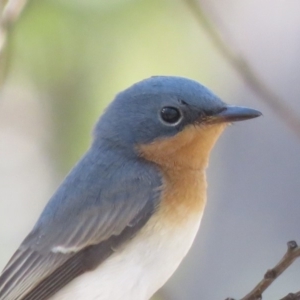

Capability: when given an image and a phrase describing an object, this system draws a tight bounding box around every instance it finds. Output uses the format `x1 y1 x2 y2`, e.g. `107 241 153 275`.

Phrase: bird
0 76 261 300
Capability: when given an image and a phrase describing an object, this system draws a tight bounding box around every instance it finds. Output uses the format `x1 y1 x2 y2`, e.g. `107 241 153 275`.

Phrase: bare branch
280 291 300 300
184 0 300 140
225 241 300 300
1 0 27 53
0 0 27 84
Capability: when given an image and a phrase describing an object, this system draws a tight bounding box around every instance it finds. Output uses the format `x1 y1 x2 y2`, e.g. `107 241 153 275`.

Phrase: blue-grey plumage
0 76 261 300
94 76 226 146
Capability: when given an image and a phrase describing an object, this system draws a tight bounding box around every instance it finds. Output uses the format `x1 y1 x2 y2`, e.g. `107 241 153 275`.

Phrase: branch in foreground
280 291 300 300
184 0 300 140
225 241 300 300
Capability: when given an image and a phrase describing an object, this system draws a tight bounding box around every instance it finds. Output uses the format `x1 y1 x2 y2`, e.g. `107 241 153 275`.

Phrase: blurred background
1 0 300 299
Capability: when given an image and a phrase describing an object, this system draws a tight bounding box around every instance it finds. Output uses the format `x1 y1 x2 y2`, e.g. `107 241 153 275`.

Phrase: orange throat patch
138 123 226 222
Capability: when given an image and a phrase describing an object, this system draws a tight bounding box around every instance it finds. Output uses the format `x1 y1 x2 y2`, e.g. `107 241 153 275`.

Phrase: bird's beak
209 105 262 123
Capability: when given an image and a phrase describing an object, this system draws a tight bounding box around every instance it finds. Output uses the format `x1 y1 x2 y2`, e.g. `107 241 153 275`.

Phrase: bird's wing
0 154 162 300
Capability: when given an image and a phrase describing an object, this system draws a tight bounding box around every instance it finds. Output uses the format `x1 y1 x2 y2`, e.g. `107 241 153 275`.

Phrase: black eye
160 107 182 125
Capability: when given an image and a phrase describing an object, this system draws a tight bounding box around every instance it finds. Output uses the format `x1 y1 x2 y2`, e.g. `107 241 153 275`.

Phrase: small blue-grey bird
0 76 261 300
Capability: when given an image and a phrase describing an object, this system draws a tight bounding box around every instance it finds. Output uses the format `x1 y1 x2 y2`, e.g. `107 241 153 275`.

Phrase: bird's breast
51 169 206 300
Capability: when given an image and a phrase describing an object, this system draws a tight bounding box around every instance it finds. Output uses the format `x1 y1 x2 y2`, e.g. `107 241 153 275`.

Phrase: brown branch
184 0 300 140
225 241 300 300
280 291 300 300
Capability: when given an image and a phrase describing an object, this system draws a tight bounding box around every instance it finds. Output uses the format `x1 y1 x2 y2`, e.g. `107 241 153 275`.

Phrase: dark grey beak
211 105 262 123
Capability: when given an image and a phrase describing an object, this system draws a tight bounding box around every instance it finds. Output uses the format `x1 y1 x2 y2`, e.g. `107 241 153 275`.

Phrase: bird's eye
160 107 182 125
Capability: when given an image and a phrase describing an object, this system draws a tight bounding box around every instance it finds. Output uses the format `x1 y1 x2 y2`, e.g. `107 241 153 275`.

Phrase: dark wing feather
21 206 152 300
0 149 162 300
0 248 69 300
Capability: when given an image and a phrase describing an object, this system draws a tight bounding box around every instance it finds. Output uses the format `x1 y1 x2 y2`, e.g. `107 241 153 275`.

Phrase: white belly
50 211 203 300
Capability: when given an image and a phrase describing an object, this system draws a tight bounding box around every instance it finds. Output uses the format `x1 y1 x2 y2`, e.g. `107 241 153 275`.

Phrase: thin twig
1 0 28 54
184 0 300 140
0 0 27 84
280 291 300 300
225 241 300 300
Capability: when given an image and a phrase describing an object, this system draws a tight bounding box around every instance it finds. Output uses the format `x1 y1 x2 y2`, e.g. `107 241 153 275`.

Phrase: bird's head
94 76 261 170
